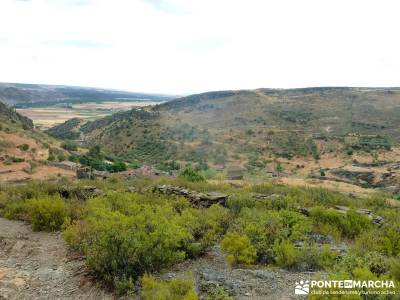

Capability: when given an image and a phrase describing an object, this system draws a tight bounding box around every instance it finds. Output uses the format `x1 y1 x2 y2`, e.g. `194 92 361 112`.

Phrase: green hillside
48 87 400 168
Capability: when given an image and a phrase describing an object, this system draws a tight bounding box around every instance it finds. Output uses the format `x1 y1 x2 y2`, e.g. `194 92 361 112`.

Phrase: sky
0 0 400 95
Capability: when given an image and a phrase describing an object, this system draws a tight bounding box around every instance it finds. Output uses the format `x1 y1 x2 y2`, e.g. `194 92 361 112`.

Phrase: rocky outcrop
58 185 103 200
330 168 375 186
154 185 228 207
250 193 281 201
332 205 384 226
299 205 384 226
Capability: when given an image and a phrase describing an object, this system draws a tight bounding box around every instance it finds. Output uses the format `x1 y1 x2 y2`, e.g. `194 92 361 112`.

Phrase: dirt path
0 217 112 300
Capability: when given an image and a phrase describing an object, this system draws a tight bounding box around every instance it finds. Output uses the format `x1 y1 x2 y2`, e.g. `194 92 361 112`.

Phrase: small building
76 167 92 179
52 161 79 171
227 167 245 180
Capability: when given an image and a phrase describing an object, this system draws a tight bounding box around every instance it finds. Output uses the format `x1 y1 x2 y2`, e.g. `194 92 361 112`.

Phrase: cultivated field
17 101 162 129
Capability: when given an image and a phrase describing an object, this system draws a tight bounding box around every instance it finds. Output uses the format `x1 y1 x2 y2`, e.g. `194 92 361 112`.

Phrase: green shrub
140 274 199 300
355 226 400 257
63 220 90 250
230 208 311 263
2 200 30 221
310 206 372 238
29 196 67 231
363 251 390 276
11 157 25 163
114 276 135 296
220 233 256 266
83 204 188 283
179 204 230 257
273 239 298 268
179 166 206 182
57 153 66 161
390 259 400 281
107 161 127 173
157 161 181 172
295 243 337 271
61 140 78 151
17 144 29 151
64 192 229 286
204 286 233 300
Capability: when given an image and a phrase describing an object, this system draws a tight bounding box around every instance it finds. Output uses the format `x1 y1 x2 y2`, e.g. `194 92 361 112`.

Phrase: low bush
295 243 337 271
355 226 400 257
64 192 229 287
390 259 400 281
179 204 231 257
140 274 198 300
61 140 78 151
179 166 206 182
220 233 256 266
107 161 127 173
309 206 372 238
2 200 30 221
273 239 298 268
28 196 67 231
1 177 399 296
17 143 29 151
230 208 311 263
204 286 233 300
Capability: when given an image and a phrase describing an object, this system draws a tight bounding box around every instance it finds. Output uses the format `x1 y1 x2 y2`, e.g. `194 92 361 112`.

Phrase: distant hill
49 87 400 167
45 118 85 140
0 101 33 130
0 82 175 107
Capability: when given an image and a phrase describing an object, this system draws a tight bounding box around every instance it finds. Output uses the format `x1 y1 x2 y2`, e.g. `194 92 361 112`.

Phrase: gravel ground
0 217 112 300
162 246 323 299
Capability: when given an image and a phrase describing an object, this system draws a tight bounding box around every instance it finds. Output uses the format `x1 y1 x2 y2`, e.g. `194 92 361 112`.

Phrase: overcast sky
0 0 399 94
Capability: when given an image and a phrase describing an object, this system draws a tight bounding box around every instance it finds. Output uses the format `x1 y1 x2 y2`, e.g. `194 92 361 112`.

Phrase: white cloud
0 0 399 94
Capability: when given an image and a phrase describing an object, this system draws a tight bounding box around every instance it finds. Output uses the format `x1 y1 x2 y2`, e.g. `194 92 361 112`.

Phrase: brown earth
0 132 48 161
0 163 75 183
0 131 76 183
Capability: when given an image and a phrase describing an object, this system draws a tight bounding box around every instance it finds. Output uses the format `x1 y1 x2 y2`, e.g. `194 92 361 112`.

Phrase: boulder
199 192 228 206
251 193 281 200
125 186 137 193
300 205 384 226
154 185 228 207
58 185 103 200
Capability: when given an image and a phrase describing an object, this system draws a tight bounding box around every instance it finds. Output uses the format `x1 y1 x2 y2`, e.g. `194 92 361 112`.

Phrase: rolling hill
48 87 400 165
0 82 174 107
0 101 75 182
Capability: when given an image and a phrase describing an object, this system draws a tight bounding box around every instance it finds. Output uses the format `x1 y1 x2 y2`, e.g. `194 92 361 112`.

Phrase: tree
107 161 127 173
179 166 205 182
61 140 78 151
88 145 102 160
275 162 284 174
